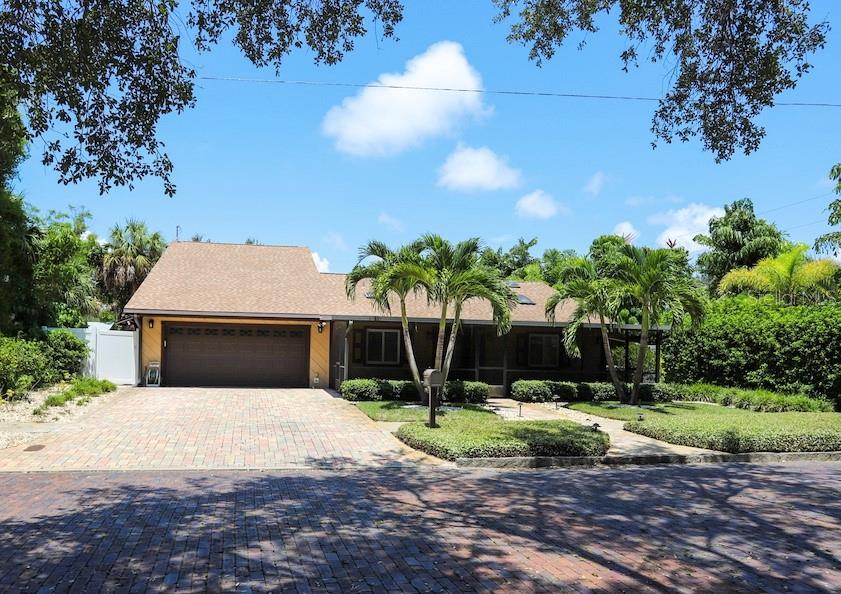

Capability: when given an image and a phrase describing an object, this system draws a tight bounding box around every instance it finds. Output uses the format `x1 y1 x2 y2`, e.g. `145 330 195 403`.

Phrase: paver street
1 462 839 593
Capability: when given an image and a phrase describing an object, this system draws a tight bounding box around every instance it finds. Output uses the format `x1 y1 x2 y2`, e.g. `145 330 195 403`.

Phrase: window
528 334 560 368
366 329 400 365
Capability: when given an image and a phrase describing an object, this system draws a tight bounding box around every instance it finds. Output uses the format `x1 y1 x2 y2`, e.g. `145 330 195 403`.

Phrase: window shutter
352 329 363 364
515 334 528 367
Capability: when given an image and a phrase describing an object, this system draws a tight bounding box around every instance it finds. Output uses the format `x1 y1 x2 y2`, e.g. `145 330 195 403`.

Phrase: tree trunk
433 302 448 371
441 302 462 387
599 314 626 403
630 308 650 405
400 299 424 401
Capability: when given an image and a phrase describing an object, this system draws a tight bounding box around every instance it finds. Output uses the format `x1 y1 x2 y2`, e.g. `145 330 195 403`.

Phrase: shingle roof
124 242 578 325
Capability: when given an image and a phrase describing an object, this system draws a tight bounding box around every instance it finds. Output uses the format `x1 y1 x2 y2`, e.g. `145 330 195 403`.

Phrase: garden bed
395 407 610 461
569 401 841 453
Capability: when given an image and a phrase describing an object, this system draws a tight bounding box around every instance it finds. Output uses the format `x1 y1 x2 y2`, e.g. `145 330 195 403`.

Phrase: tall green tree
346 241 427 399
31 210 99 327
102 220 167 316
719 244 838 305
615 245 706 404
694 198 787 290
814 164 841 256
546 257 626 402
480 237 538 278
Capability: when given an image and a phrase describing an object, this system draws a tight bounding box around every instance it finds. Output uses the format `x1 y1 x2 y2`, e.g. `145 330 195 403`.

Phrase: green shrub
546 381 577 400
32 378 117 415
387 380 419 402
575 382 624 402
0 337 52 399
396 408 610 460
340 378 388 401
510 380 554 402
662 383 832 412
444 380 489 403
664 296 841 407
45 330 88 381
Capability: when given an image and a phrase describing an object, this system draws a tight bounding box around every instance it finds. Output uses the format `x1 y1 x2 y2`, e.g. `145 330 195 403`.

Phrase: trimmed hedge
664 296 841 406
508 379 831 412
340 378 488 403
624 412 841 453
442 380 489 403
396 408 610 460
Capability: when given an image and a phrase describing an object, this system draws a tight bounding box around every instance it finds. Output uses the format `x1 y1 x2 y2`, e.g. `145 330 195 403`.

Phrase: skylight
516 294 535 305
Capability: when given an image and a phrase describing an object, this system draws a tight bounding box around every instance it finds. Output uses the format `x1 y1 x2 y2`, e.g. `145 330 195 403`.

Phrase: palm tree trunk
434 302 448 371
400 299 424 400
631 308 650 405
599 313 626 403
441 302 462 386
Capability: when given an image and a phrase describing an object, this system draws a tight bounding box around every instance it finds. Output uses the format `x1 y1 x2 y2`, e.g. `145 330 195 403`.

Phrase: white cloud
312 252 330 273
583 171 606 196
323 231 350 252
377 212 404 231
515 190 565 220
648 203 724 252
322 41 488 156
613 221 640 241
437 143 521 191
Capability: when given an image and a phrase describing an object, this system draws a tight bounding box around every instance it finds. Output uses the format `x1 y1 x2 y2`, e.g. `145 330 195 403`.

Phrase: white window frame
528 334 560 368
366 328 401 365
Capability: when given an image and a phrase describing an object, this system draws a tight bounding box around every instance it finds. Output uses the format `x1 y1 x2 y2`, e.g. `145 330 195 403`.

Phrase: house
125 242 663 389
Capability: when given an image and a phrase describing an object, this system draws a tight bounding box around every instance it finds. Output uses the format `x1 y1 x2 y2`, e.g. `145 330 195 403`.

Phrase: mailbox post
423 368 444 428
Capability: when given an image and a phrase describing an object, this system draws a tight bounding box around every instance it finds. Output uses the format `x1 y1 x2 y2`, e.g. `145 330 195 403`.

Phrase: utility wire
757 191 833 215
196 75 841 107
783 219 827 232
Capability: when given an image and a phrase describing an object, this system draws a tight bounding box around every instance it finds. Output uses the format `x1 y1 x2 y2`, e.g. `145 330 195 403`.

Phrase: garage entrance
163 323 309 387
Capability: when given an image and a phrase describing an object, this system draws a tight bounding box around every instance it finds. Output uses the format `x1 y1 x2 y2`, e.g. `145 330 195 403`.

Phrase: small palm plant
719 243 838 304
346 241 428 399
615 245 706 404
546 257 626 402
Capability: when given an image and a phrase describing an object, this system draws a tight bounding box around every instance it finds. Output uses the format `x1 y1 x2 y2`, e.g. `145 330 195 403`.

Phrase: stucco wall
139 316 330 388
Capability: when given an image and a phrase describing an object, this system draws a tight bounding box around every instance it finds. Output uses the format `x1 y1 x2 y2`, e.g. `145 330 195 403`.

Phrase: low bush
510 380 553 402
44 330 88 381
664 383 832 412
33 378 116 415
387 380 418 402
625 412 841 453
443 380 489 403
396 408 610 460
0 337 52 399
340 378 388 401
575 382 623 402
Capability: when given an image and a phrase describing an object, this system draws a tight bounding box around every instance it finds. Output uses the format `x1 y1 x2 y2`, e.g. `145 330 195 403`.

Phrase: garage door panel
163 323 309 387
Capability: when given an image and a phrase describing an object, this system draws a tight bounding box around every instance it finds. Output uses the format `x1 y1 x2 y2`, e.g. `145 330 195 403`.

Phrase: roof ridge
170 241 310 249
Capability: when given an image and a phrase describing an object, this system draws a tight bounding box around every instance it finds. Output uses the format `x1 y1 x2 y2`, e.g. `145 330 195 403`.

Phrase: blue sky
15 1 841 272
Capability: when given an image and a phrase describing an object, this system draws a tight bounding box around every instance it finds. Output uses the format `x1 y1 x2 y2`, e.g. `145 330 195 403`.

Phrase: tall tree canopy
814 164 841 256
0 1 828 193
494 0 828 161
694 198 787 291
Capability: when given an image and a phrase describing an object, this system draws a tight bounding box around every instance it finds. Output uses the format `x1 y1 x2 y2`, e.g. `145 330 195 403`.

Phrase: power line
783 219 826 232
196 75 841 107
757 191 833 215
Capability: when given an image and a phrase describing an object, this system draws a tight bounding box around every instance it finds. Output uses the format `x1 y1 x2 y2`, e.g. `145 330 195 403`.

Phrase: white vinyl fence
49 323 140 385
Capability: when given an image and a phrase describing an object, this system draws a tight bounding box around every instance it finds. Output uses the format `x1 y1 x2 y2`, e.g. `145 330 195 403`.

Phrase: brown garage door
163 323 309 387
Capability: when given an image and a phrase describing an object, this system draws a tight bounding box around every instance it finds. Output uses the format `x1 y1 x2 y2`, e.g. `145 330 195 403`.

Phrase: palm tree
615 245 706 404
719 243 838 305
412 235 515 384
346 241 428 399
546 257 626 402
102 220 166 315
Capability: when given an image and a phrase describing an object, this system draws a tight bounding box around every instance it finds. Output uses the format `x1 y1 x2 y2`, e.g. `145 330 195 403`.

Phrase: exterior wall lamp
317 321 326 334
148 318 154 329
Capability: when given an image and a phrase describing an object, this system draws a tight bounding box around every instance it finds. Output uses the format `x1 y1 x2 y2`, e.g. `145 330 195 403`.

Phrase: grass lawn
354 400 482 422
395 406 610 460
569 401 841 453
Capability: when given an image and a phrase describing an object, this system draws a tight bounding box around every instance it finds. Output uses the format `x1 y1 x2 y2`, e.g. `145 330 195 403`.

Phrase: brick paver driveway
0 388 421 471
0 462 839 593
